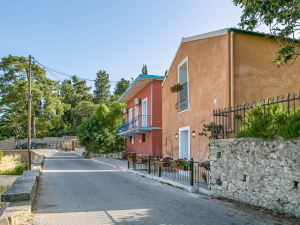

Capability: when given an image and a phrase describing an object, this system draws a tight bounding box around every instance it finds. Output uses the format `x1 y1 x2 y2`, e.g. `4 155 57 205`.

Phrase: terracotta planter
127 157 136 162
174 165 189 171
156 161 171 168
136 159 148 164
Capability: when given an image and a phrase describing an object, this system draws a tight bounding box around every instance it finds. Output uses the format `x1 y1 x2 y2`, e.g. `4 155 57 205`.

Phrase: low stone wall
209 138 300 217
0 136 77 150
91 151 126 160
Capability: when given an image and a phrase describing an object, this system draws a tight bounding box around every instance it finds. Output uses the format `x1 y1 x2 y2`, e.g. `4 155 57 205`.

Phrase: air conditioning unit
134 98 141 106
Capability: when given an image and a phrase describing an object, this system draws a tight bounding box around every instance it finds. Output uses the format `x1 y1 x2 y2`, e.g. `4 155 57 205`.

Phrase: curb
91 158 212 196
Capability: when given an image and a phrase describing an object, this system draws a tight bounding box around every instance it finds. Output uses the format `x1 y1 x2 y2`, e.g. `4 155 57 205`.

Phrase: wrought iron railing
127 155 210 187
117 115 152 133
176 82 189 112
213 92 300 139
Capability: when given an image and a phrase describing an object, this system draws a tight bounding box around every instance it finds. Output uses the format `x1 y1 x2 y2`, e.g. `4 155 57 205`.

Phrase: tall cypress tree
93 70 111 104
142 65 148 74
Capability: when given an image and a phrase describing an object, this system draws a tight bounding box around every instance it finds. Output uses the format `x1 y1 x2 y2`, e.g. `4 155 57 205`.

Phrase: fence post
190 158 194 186
158 167 162 177
148 155 151 174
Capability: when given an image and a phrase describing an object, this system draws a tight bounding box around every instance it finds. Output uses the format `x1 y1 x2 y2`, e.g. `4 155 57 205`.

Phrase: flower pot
156 161 171 168
174 165 189 171
136 159 148 164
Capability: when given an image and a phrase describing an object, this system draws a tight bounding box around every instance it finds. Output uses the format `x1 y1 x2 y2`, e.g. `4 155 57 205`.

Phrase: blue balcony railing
117 115 152 134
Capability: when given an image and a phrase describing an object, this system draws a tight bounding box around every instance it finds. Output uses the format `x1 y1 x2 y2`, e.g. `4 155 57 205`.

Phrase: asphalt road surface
32 150 295 225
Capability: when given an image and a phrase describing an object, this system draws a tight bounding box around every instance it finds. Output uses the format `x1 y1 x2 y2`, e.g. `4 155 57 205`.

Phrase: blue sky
0 1 262 90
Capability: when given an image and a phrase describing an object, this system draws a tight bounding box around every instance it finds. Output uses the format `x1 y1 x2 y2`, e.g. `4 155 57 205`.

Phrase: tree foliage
113 78 130 97
233 0 300 65
142 64 148 74
0 55 65 140
76 101 125 154
93 70 111 104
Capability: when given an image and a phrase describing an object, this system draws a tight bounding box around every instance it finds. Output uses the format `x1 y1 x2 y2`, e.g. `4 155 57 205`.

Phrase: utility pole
27 55 32 170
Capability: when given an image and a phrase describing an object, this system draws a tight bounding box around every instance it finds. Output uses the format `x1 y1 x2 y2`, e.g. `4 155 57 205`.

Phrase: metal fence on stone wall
213 91 300 139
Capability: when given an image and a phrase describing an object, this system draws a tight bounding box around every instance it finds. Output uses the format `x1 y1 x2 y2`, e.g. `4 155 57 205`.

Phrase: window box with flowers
155 157 173 168
172 159 190 171
170 83 183 93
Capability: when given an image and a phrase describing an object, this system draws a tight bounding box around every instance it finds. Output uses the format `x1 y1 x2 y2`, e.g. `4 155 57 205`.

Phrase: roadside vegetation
0 150 27 175
238 104 300 140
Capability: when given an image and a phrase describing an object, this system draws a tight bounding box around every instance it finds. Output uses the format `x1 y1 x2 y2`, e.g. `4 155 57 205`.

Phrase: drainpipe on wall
151 81 153 126
230 31 234 107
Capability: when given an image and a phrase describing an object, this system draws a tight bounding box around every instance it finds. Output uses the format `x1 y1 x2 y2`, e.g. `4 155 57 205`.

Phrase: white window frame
142 98 148 127
128 108 133 128
177 56 190 113
178 126 190 159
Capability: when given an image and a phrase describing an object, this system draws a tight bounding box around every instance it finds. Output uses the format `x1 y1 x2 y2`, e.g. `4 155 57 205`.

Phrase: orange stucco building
162 28 300 162
117 74 164 156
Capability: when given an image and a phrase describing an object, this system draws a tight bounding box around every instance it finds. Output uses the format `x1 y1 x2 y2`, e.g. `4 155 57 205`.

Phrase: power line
32 57 119 83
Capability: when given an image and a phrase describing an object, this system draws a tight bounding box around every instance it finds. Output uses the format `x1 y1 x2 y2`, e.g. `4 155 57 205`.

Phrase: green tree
233 0 300 65
142 64 148 74
60 75 93 134
77 101 125 154
0 55 65 139
72 101 97 128
93 70 111 104
113 78 130 97
0 111 26 144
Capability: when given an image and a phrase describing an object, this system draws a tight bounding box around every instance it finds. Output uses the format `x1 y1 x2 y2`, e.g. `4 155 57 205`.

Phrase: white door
128 108 133 128
142 98 147 127
179 126 190 159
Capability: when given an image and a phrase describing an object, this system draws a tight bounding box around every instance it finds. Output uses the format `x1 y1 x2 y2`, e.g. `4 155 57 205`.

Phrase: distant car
15 142 37 150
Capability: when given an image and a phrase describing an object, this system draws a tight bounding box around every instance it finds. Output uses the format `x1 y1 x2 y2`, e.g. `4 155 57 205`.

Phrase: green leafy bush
0 163 27 175
0 151 4 162
238 104 300 140
277 109 300 139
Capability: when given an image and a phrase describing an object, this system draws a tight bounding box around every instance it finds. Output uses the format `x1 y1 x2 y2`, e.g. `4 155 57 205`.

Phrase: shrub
0 163 27 175
0 151 4 162
237 104 284 139
238 104 300 140
277 109 300 139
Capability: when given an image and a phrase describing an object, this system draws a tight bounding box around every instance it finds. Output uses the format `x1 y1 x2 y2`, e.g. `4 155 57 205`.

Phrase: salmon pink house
117 74 164 156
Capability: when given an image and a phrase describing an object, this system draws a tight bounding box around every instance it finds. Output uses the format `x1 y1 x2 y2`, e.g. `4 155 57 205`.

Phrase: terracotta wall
162 35 230 162
125 80 162 156
233 33 300 104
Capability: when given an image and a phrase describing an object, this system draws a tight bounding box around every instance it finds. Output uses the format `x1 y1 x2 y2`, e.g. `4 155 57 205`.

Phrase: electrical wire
32 57 119 83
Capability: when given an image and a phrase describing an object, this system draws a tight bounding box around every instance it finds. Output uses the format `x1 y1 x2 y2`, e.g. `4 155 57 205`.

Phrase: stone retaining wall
0 136 77 150
91 151 126 160
209 138 300 217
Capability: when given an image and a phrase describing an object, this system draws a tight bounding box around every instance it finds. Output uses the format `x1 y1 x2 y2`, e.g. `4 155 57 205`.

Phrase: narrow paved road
32 150 291 225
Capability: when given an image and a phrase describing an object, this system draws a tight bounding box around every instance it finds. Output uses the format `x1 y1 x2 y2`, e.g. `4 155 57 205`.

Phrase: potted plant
172 158 190 171
170 83 183 93
155 157 173 168
127 153 137 162
200 160 210 171
136 155 148 164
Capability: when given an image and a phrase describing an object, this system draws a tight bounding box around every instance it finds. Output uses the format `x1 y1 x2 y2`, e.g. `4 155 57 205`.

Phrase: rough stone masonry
209 138 300 218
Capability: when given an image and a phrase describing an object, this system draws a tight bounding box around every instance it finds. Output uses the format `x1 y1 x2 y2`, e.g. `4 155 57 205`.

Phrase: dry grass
0 154 26 175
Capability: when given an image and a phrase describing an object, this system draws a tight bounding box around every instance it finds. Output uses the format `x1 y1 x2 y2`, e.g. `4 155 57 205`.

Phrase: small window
131 137 135 144
142 134 146 142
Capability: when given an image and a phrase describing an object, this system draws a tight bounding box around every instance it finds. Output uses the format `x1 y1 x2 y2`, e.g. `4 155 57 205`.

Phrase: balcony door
128 108 133 129
134 106 139 127
142 98 147 127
